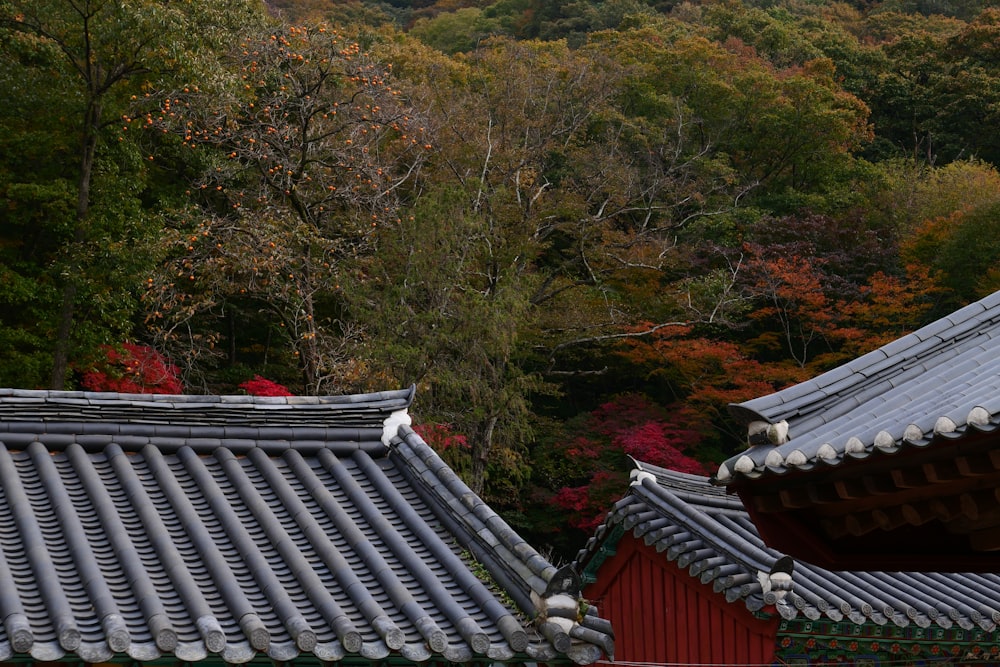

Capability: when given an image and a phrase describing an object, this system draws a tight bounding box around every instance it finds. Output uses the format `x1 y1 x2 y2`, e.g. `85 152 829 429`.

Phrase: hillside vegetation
4 0 1000 553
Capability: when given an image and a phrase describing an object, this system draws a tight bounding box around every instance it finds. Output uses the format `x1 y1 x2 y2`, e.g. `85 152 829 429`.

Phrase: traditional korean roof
577 460 1000 634
703 292 1000 570
714 290 1000 484
0 387 612 665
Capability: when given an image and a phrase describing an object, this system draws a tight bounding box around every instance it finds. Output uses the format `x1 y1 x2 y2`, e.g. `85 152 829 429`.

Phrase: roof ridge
579 459 1000 633
0 387 415 427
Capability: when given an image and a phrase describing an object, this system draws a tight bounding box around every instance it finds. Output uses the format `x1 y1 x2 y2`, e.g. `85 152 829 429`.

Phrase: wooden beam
890 466 927 489
956 454 995 477
778 487 814 509
806 484 841 504
900 502 937 527
821 517 850 539
844 512 879 537
834 478 867 500
923 460 963 484
751 494 785 513
862 474 896 495
970 527 1000 551
929 497 963 521
873 507 907 531
960 492 980 521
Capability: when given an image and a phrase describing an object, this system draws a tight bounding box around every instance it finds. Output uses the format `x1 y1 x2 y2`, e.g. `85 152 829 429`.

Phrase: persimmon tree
1 0 267 388
144 25 430 393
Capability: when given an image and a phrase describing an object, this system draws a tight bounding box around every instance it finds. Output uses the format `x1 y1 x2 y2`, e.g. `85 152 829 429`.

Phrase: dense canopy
2 0 998 555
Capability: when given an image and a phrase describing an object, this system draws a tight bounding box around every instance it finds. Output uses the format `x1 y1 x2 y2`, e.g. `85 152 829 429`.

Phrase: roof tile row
579 461 1000 631
0 388 611 665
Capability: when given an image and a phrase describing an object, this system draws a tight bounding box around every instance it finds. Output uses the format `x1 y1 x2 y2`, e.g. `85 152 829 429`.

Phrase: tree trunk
468 415 497 496
50 98 101 389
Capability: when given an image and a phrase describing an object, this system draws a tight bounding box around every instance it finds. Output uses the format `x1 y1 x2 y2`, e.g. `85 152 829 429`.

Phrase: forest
3 0 1000 556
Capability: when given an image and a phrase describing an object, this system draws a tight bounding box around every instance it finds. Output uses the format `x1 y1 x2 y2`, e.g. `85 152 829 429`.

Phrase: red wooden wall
584 537 780 665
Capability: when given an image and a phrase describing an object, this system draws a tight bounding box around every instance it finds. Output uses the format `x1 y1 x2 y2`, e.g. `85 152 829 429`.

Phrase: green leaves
144 25 430 392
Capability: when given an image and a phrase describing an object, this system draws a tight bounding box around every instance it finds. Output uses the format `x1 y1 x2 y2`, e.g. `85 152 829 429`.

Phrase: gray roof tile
0 388 610 665
716 291 1000 482
577 461 1000 632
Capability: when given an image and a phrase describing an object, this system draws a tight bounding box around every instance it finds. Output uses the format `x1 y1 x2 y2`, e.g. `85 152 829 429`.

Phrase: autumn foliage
7 0 1000 559
80 343 182 394
142 24 430 394
552 395 707 532
238 375 294 396
413 422 470 452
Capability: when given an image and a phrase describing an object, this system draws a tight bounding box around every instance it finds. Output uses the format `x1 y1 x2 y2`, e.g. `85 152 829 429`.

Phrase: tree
0 0 267 388
857 11 1000 165
348 184 543 500
144 24 430 393
901 201 1000 310
79 343 182 394
409 7 502 53
357 25 873 498
866 158 1000 234
239 375 294 396
365 31 746 496
614 324 806 455
837 264 938 352
0 36 76 387
354 35 623 497
540 394 707 535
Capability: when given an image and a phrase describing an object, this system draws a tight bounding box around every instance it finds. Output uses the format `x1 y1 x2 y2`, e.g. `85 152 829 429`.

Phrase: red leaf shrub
614 421 707 474
413 422 470 451
80 343 182 394
552 394 707 530
554 470 623 533
239 375 293 396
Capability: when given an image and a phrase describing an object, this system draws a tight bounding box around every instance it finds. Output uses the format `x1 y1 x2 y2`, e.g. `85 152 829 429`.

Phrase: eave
726 429 1000 571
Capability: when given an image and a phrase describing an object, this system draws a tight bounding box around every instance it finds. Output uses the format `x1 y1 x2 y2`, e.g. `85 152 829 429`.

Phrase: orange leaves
140 22 430 392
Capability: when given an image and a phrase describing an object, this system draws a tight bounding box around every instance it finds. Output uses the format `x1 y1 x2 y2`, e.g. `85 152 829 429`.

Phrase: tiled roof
0 387 612 665
577 460 1000 632
714 290 1000 483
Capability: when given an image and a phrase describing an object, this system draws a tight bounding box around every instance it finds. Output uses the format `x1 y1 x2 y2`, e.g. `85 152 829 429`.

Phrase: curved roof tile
716 291 1000 482
0 388 611 665
576 461 1000 632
